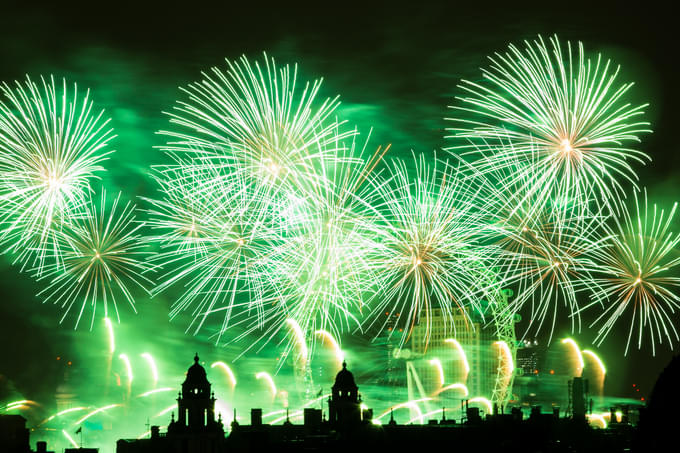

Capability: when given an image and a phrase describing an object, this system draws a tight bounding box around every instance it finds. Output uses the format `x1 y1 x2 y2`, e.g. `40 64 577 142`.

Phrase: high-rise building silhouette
410 307 497 397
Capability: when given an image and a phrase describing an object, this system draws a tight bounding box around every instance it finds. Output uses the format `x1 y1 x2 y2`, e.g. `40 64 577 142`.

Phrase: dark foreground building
117 354 637 453
635 354 680 452
117 354 225 453
0 414 29 453
0 415 57 453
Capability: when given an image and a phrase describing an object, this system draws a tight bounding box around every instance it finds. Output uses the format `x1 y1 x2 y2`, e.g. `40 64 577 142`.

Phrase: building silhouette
0 415 57 453
0 414 29 453
117 354 224 453
113 352 639 453
635 354 680 452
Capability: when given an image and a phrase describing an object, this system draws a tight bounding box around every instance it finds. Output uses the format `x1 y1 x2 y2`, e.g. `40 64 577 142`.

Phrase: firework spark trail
62 430 79 448
0 75 114 273
468 397 493 414
137 388 173 398
582 190 680 355
582 349 606 396
581 349 606 376
428 358 445 388
211 362 237 388
40 407 87 426
444 338 470 381
119 354 133 384
104 317 116 353
587 414 608 429
73 404 121 425
493 341 514 402
34 191 152 329
376 398 432 424
255 372 277 400
315 329 345 368
285 318 309 367
432 383 468 398
141 353 159 385
561 338 584 376
446 34 651 214
362 153 498 347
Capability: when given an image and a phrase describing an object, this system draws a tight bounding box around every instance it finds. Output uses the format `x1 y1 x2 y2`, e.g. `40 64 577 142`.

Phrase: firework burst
36 191 152 329
0 75 113 272
462 151 608 340
159 53 352 197
446 35 651 213
362 153 496 347
584 190 680 355
226 130 387 357
146 159 284 341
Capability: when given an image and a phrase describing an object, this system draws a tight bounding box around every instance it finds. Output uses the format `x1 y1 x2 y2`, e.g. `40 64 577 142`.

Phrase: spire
333 360 357 391
183 354 209 390
231 408 239 428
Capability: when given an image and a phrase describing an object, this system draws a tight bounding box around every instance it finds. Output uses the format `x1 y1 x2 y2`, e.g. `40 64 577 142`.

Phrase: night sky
1 1 678 440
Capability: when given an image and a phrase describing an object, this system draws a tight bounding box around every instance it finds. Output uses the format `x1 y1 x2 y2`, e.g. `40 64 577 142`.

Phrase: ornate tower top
182 353 210 398
333 361 357 392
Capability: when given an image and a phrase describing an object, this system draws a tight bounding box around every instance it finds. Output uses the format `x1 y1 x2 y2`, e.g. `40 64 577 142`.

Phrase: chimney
251 408 262 426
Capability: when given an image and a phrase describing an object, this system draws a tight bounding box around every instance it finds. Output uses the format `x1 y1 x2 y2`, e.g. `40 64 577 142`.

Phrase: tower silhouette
172 353 219 430
328 361 362 427
166 354 224 452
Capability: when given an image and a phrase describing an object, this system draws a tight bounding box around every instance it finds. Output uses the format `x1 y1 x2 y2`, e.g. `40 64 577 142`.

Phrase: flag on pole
75 427 82 434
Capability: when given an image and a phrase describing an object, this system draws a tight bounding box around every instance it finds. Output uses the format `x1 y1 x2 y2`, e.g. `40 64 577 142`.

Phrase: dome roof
333 361 357 390
184 353 209 387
